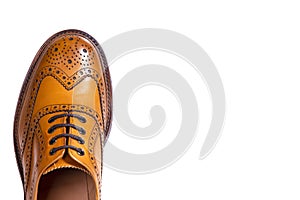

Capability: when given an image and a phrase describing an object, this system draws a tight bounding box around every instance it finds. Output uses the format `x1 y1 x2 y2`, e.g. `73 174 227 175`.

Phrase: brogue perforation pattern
20 66 107 156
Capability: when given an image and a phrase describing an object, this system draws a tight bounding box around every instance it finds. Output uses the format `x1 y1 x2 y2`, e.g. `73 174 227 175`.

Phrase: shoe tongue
43 154 89 175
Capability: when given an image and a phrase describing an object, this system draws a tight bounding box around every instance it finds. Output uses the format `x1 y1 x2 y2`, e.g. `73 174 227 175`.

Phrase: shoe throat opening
37 112 97 200
38 168 96 200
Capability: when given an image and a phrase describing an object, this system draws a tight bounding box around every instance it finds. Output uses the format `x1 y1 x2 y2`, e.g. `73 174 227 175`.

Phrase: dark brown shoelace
48 112 86 156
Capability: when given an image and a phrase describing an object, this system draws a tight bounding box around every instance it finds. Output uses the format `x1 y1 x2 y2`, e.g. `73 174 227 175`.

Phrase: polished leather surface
14 29 112 200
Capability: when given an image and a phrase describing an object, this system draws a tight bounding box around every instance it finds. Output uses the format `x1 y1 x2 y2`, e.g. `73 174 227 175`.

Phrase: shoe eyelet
78 149 85 156
49 139 56 145
79 140 85 144
49 149 55 155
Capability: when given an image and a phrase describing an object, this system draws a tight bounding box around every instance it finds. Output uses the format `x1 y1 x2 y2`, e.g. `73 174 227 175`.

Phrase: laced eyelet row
48 112 86 156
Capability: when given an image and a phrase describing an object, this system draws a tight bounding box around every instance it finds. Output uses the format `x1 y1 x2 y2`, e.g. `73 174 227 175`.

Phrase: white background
1 0 300 199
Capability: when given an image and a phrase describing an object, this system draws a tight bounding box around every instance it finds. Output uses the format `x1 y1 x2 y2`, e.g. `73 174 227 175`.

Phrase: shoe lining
38 168 96 200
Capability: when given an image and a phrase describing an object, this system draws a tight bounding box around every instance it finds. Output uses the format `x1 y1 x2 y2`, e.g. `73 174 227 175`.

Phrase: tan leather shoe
14 29 112 200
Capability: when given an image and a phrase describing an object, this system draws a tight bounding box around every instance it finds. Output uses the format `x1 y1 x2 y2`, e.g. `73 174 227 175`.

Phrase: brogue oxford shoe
14 29 112 200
